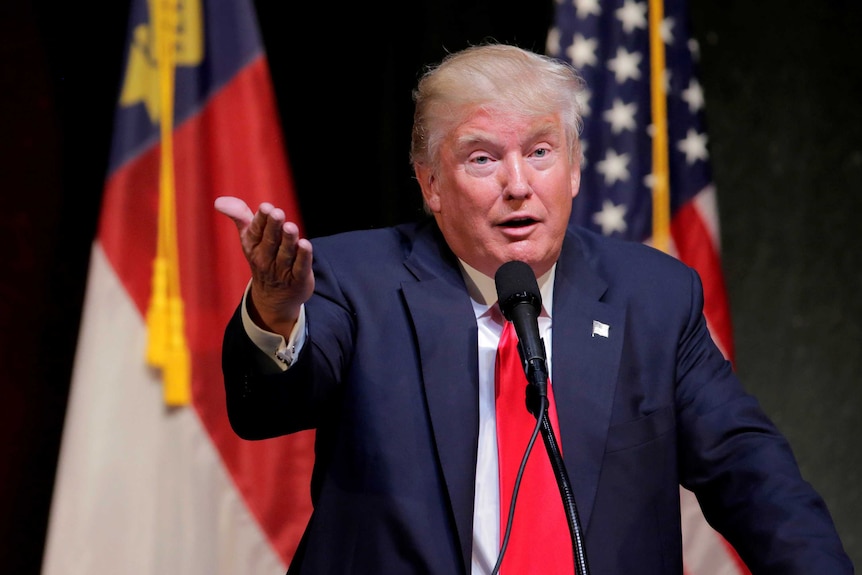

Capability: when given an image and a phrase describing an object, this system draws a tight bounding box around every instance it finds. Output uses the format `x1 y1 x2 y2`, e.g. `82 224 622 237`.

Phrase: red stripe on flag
671 200 735 364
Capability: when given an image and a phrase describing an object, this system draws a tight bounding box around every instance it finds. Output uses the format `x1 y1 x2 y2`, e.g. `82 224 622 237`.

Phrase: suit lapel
401 222 479 574
552 231 625 532
398 223 625 565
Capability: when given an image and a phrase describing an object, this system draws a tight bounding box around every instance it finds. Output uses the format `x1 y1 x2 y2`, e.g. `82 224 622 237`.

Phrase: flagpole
648 0 671 254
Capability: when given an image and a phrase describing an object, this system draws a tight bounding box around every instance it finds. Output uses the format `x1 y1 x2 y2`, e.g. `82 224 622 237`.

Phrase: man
216 44 852 574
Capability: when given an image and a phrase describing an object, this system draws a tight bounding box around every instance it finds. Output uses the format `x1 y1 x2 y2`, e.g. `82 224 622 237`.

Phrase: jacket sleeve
221 302 320 440
675 266 853 574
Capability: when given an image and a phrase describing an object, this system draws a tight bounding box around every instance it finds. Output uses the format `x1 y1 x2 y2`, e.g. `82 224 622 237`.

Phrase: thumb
214 196 254 230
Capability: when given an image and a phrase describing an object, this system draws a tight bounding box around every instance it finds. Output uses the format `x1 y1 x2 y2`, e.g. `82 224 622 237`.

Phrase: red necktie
495 320 573 574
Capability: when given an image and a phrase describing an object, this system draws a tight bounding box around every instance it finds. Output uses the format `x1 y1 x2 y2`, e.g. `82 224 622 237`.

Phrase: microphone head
494 261 542 320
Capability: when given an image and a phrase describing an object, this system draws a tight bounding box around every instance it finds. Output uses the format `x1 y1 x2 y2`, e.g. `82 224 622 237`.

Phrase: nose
502 154 532 200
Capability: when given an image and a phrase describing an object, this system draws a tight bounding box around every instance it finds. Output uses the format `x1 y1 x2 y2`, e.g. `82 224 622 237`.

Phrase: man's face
417 108 580 278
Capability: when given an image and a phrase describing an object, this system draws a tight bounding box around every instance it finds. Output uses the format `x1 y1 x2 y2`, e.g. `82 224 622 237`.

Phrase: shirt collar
457 259 556 320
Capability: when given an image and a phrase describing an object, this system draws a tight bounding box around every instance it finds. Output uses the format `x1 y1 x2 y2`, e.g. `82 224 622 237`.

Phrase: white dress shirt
458 261 555 575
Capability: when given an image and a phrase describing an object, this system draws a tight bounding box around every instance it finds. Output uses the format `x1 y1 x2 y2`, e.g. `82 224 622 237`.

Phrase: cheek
440 180 483 214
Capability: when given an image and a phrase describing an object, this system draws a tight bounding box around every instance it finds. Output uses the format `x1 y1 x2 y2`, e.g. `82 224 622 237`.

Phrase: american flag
546 0 747 573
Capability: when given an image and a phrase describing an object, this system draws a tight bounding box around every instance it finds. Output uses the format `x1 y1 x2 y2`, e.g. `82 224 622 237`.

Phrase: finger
257 206 287 260
245 202 276 249
274 220 301 274
214 196 254 229
292 237 314 280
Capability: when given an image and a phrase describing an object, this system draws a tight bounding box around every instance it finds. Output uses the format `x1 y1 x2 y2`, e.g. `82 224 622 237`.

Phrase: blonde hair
410 43 586 172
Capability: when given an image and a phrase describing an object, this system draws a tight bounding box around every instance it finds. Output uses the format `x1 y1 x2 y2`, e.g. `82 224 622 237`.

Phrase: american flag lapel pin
592 320 610 338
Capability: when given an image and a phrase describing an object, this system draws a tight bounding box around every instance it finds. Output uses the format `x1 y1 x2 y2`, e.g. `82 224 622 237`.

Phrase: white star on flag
603 98 638 134
615 0 647 34
677 128 709 164
592 199 628 235
574 0 602 19
596 149 631 185
682 79 705 112
607 47 642 83
569 33 599 69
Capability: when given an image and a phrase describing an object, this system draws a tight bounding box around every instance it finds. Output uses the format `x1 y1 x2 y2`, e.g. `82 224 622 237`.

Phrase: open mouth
500 217 537 228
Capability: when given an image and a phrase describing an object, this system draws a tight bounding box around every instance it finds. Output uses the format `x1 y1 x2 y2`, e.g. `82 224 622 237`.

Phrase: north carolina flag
547 0 747 573
41 0 312 572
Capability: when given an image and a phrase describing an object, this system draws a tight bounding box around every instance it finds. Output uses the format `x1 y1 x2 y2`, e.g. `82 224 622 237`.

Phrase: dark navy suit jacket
222 218 852 574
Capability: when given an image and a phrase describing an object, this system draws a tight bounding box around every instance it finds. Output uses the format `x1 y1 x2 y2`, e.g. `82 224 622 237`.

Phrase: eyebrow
454 120 562 152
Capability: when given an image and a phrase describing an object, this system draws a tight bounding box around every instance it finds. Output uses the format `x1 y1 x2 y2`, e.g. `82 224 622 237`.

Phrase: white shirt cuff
239 280 307 371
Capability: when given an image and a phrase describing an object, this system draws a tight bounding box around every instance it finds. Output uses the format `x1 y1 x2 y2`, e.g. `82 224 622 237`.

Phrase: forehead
449 108 564 149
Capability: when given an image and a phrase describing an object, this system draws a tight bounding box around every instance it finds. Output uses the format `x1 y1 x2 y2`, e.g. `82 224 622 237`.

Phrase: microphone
494 261 549 404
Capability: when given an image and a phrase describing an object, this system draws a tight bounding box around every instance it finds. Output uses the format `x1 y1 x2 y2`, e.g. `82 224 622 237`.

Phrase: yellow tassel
145 259 192 406
162 296 191 406
166 297 191 405
163 348 191 406
145 257 170 366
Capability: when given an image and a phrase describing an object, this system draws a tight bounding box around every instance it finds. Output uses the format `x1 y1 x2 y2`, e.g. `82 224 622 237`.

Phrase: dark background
2 1 860 573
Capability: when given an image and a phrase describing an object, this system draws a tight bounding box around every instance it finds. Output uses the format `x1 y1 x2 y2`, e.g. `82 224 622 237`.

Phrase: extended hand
215 196 314 337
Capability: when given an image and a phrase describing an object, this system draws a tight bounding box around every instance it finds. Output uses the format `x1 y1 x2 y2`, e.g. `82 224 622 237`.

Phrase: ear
569 138 584 199
415 164 441 213
570 162 581 200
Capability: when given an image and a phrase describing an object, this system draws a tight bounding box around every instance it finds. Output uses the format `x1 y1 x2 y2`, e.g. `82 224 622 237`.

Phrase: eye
532 147 549 158
472 154 492 165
